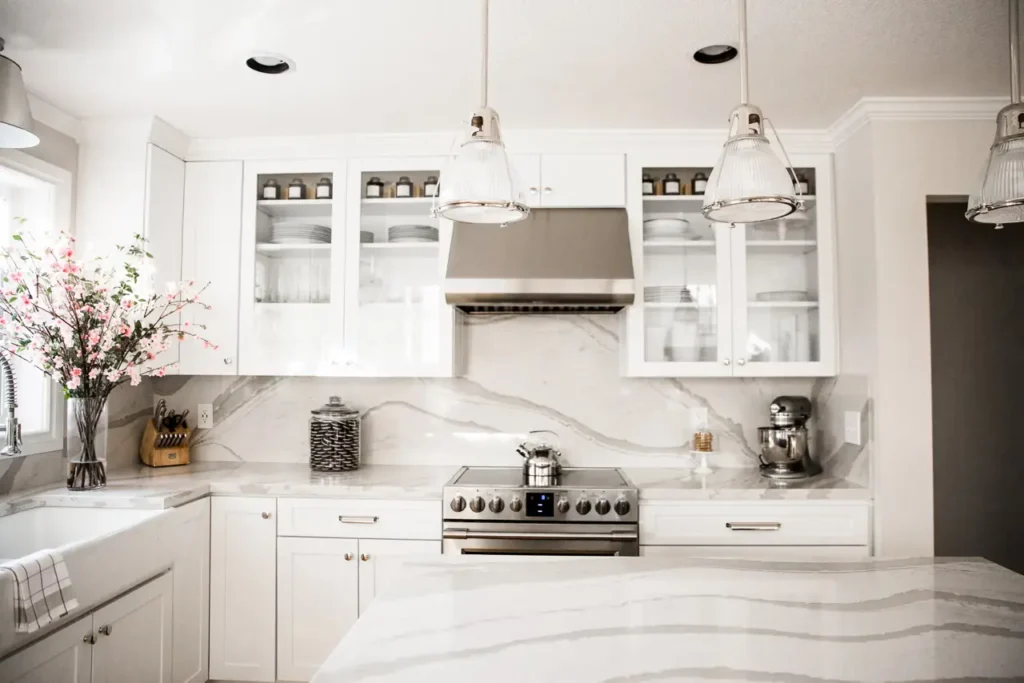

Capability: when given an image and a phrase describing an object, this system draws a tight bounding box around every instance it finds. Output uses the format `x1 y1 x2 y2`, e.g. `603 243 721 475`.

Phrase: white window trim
0 148 73 456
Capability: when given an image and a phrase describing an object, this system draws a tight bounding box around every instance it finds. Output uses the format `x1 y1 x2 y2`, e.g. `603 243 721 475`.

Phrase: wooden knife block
139 418 191 467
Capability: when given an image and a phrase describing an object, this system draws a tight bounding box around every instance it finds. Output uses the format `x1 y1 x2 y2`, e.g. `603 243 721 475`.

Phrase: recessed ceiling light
245 53 295 75
693 45 738 65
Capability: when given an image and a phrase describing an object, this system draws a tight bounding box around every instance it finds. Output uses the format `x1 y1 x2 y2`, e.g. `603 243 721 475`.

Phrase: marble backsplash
152 314 867 480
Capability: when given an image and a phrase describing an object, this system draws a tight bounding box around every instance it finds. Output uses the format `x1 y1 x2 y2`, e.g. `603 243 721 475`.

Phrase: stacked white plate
270 221 331 245
360 230 374 244
388 224 438 243
644 286 694 303
643 217 692 242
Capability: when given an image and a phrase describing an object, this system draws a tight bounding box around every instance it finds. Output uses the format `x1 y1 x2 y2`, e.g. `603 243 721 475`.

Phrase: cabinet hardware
360 553 370 561
737 358 746 365
339 515 379 524
98 624 113 636
528 187 538 194
722 358 731 366
261 512 272 519
83 633 96 644
726 522 781 531
223 358 233 365
542 186 553 193
344 553 354 561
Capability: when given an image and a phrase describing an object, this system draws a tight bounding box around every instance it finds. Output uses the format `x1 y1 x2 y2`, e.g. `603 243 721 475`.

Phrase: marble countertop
0 462 869 517
312 556 1024 683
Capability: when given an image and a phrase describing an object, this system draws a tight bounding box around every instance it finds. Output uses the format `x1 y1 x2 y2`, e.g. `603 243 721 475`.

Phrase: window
0 150 72 456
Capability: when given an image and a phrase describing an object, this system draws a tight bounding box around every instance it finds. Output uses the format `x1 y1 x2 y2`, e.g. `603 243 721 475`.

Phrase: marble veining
312 557 1024 683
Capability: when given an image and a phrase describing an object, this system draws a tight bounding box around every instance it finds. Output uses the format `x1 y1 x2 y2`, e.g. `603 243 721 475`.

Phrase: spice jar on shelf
794 174 810 195
395 176 414 198
261 178 281 200
662 173 682 195
365 176 384 199
691 172 708 195
641 174 656 196
315 177 332 199
287 178 307 200
423 175 439 198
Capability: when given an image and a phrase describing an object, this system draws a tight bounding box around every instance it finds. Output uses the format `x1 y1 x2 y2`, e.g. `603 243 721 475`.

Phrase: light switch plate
844 410 862 445
198 403 213 429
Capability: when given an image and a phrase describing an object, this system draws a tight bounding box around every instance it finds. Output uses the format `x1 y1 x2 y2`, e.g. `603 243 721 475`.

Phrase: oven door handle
443 528 638 542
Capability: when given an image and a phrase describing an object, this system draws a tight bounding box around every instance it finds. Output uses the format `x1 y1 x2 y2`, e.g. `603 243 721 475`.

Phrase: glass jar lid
693 172 707 180
318 177 331 184
265 178 279 185
368 176 382 183
312 396 359 417
665 172 679 180
398 176 411 182
290 177 303 184
426 175 438 182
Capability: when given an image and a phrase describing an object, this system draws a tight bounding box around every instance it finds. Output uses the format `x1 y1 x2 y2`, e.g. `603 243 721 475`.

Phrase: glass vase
66 396 108 491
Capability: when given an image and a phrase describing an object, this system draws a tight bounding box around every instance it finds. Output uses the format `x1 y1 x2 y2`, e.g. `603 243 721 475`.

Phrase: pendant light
967 0 1024 228
434 0 528 225
0 37 38 149
702 0 800 224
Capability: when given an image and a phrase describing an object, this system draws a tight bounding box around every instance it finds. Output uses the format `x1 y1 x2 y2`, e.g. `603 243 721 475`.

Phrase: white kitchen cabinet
624 153 837 377
357 539 438 613
343 157 460 377
0 616 93 683
171 498 209 683
91 572 173 683
511 154 625 208
180 161 243 374
276 538 359 682
238 159 347 376
640 545 868 559
209 497 277 682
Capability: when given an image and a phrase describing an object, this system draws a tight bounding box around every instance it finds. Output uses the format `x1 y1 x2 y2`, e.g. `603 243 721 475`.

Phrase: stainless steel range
442 466 639 557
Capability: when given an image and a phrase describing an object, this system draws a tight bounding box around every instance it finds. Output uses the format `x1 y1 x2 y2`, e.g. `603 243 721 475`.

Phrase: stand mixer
757 396 823 480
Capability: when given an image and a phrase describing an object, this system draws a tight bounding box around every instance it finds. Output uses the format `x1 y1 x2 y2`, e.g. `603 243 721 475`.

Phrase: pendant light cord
480 0 490 109
1012 0 1020 103
738 0 749 104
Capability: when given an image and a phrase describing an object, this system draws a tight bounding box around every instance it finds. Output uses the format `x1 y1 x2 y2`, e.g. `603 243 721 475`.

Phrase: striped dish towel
0 549 79 633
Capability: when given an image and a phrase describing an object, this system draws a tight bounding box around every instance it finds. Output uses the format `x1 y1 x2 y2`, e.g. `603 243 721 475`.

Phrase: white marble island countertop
313 556 1024 683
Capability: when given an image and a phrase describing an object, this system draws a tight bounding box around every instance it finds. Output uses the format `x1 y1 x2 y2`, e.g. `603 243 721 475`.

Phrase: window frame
0 148 73 456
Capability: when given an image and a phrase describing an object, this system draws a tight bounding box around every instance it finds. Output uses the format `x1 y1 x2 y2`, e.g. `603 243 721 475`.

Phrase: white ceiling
0 0 1013 138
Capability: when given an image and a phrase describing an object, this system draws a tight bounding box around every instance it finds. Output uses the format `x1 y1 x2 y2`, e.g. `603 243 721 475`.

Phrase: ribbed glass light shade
967 137 1024 225
703 136 797 223
435 138 527 224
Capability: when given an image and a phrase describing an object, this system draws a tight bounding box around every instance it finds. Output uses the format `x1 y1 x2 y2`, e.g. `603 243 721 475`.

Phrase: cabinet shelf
643 239 715 253
361 242 439 253
361 197 437 218
746 240 817 255
747 301 819 308
642 302 707 309
256 243 331 256
257 199 333 219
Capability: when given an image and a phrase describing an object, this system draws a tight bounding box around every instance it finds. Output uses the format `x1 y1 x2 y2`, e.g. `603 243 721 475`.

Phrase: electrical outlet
198 404 213 429
844 410 861 445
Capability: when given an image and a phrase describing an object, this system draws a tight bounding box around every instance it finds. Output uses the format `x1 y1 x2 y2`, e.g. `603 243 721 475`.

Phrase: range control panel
442 487 639 523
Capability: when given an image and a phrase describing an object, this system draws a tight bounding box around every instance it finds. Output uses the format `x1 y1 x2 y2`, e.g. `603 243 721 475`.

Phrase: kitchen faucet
0 354 21 455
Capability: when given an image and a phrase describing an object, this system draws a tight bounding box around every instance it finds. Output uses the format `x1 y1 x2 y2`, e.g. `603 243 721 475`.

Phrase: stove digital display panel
525 492 555 517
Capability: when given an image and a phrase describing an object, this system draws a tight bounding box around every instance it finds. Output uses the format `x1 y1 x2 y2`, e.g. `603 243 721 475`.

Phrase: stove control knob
595 499 611 515
557 497 570 514
469 496 486 513
489 496 505 513
509 496 523 513
575 498 592 515
450 495 466 512
614 497 631 516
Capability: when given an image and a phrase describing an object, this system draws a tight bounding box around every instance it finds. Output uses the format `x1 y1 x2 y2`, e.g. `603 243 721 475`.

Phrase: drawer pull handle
726 522 781 531
339 515 379 524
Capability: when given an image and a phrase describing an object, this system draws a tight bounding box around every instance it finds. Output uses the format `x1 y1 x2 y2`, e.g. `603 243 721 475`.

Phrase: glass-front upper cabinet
239 159 346 376
731 166 836 376
625 154 836 378
343 158 457 377
625 160 733 377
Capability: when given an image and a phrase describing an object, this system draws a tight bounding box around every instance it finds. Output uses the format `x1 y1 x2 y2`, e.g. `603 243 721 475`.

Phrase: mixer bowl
757 427 807 465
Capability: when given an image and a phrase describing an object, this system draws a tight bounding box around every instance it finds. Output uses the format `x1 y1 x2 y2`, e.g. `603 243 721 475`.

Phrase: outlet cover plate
198 403 213 429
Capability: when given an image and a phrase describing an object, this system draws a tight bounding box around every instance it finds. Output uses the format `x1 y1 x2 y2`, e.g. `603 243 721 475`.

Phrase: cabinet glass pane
641 166 722 364
354 170 443 369
742 174 820 364
253 172 333 305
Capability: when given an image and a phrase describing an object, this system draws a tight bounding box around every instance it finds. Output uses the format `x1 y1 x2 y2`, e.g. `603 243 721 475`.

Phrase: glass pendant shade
967 104 1024 226
0 55 38 149
702 117 798 223
435 109 528 225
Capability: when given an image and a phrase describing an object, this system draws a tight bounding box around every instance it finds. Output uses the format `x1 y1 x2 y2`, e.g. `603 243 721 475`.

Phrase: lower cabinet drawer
277 498 441 540
640 545 870 559
640 501 871 546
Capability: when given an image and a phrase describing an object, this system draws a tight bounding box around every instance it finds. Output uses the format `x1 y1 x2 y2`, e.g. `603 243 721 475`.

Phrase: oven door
442 521 639 557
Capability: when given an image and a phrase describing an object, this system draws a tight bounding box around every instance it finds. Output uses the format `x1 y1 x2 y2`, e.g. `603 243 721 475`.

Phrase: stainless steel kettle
517 430 562 486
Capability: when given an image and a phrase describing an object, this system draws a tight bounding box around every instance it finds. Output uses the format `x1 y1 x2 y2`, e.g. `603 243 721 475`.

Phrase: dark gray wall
928 202 1024 574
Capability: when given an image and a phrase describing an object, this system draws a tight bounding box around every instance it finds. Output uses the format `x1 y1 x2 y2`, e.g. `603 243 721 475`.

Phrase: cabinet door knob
261 511 272 519
344 553 354 561
360 553 370 562
98 624 112 636
542 186 553 193
83 633 96 644
737 358 746 365
223 358 233 365
528 187 538 194
722 358 731 366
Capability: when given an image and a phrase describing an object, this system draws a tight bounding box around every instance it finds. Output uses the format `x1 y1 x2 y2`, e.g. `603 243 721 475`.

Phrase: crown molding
829 96 1007 148
26 92 83 141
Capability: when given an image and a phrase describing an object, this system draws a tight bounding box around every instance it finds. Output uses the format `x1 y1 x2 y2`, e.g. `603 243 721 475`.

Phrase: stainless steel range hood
445 208 634 313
